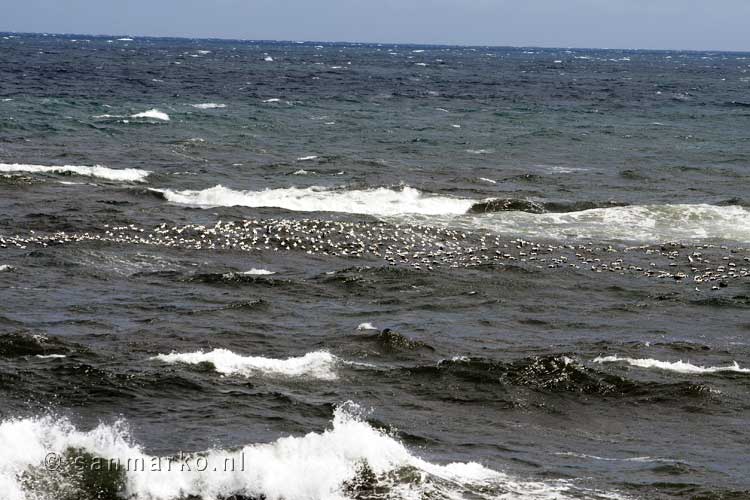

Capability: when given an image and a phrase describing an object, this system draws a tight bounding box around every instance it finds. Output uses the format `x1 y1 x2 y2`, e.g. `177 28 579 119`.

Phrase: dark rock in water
717 197 746 207
341 460 380 499
377 329 434 351
21 447 126 500
469 198 547 214
469 198 628 214
620 169 646 180
543 200 629 212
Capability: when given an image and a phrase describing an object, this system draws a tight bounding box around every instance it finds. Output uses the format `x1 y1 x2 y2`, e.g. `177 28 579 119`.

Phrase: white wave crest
593 356 750 374
131 109 170 121
0 163 150 182
0 406 580 500
471 204 750 243
152 349 339 380
239 268 275 275
154 185 474 216
357 322 378 331
190 103 226 109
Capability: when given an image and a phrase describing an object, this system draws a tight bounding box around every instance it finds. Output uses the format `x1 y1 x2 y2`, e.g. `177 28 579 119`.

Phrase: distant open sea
1 33 749 500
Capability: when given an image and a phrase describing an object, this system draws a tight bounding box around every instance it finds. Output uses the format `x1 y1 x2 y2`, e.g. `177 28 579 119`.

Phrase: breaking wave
0 405 593 500
131 109 170 121
151 183 750 242
153 185 474 216
151 349 340 380
0 163 150 182
593 356 750 374
468 203 750 242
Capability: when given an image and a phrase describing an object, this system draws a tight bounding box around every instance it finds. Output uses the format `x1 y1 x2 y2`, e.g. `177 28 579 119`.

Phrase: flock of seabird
1 218 749 291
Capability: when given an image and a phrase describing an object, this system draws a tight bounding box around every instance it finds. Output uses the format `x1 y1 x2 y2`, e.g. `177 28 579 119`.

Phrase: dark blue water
1 33 749 500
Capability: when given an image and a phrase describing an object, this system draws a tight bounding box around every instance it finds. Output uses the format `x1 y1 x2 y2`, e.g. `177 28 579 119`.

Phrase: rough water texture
0 33 749 500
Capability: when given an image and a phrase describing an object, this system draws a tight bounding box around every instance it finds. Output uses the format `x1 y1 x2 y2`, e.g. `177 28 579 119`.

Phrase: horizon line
2 30 749 54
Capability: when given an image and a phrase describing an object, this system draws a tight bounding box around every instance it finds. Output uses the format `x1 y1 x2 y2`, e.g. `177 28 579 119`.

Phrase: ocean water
1 33 749 500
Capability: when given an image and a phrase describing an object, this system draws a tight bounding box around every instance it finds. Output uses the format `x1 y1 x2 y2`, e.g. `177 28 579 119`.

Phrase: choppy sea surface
1 33 749 500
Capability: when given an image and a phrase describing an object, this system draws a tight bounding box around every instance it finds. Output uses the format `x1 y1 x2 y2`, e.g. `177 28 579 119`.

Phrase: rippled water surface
1 33 749 500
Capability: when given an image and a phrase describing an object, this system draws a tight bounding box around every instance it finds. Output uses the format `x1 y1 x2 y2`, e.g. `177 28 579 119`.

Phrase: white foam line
152 349 339 380
220 268 275 278
153 185 473 216
0 163 150 182
593 356 750 374
190 103 226 109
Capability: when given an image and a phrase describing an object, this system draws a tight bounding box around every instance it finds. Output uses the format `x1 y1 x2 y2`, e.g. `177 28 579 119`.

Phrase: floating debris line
1 219 748 288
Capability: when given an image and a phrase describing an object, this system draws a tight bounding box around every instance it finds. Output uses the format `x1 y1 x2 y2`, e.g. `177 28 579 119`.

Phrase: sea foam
153 185 474 216
152 349 339 380
0 163 150 182
473 204 750 243
594 356 750 374
0 406 578 500
190 103 226 109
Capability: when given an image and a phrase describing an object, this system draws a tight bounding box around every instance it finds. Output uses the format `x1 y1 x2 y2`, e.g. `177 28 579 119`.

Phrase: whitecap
0 163 150 182
35 354 66 359
593 356 750 374
131 109 170 121
152 349 339 380
297 155 318 161
478 177 497 184
357 322 378 331
153 185 474 216
470 204 750 243
545 166 588 174
238 268 275 276
0 264 14 272
190 103 226 109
